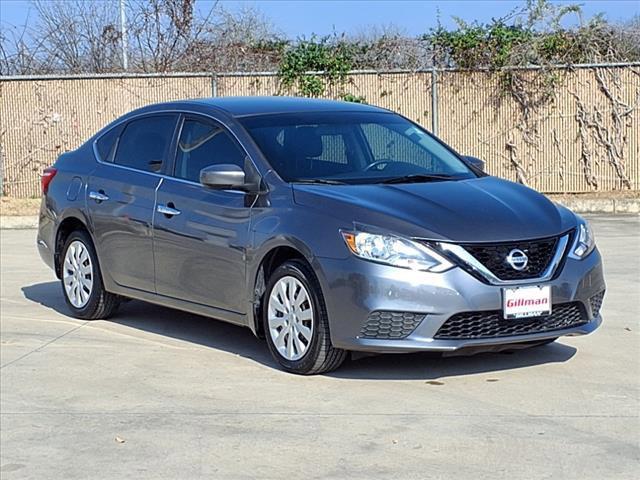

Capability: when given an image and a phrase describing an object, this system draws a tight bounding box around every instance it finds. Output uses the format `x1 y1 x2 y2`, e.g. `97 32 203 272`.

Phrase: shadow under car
22 281 577 380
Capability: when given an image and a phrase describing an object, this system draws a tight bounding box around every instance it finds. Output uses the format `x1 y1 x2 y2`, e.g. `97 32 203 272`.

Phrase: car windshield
240 111 476 185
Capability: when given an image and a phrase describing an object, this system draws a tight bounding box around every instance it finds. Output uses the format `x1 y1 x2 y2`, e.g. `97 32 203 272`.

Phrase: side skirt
106 283 248 328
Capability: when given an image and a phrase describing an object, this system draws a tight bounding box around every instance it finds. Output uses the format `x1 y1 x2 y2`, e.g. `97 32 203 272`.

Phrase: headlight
340 229 453 272
569 217 595 259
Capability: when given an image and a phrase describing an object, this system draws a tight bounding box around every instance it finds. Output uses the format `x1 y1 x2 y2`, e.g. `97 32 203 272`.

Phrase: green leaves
340 93 366 104
429 22 534 69
426 0 637 69
278 36 355 98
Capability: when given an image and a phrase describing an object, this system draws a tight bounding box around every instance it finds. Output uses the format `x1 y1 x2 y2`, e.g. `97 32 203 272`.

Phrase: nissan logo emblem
506 249 528 271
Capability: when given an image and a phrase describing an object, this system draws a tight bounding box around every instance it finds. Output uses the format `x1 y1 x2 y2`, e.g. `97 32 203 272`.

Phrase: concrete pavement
1 216 639 479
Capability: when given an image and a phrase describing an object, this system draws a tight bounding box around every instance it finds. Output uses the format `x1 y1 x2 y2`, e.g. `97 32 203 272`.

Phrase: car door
87 113 178 292
153 115 254 313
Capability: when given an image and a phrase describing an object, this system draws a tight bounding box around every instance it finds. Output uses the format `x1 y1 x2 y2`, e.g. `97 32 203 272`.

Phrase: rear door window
114 115 177 173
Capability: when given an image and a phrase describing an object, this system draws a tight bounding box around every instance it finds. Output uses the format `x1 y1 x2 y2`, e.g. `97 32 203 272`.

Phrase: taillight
41 167 57 194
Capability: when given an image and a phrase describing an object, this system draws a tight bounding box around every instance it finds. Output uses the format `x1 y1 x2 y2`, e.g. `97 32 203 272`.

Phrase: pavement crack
0 321 89 370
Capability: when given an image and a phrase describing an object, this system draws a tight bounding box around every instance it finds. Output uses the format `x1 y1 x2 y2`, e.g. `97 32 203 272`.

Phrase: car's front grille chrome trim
434 234 570 286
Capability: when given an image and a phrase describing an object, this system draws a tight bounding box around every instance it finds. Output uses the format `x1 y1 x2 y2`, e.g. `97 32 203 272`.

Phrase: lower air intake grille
589 291 605 317
360 311 425 339
434 302 587 339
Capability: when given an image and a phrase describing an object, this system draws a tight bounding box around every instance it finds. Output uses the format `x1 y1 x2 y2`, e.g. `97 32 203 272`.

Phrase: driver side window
174 118 245 183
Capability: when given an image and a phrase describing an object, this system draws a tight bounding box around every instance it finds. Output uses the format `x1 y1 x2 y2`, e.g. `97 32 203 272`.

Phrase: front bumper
315 248 605 353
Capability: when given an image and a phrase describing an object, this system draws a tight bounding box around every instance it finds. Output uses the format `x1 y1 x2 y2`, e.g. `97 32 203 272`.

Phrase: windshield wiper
291 178 347 185
378 174 454 185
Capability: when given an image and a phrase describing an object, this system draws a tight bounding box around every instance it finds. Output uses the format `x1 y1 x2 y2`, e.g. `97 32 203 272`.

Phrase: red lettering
507 295 548 309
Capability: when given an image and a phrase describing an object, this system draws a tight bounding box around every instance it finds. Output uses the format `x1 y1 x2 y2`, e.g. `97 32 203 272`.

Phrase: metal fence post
431 66 438 135
0 148 4 196
211 73 218 97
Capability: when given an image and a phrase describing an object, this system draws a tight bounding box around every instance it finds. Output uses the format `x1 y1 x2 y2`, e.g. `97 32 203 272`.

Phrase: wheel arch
54 213 93 279
249 239 320 338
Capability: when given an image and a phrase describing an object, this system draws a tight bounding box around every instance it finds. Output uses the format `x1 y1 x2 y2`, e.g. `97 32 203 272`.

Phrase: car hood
292 176 577 242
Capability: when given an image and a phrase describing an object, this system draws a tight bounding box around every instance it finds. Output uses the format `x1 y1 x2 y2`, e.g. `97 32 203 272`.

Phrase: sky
1 0 638 37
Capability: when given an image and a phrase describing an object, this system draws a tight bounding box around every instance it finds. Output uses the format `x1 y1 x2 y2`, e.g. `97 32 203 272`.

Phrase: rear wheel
60 230 120 319
263 260 347 375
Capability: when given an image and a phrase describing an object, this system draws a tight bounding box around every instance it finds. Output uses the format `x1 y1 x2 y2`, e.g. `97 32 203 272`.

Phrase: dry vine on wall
498 67 636 191
571 68 637 190
428 0 639 191
499 69 566 187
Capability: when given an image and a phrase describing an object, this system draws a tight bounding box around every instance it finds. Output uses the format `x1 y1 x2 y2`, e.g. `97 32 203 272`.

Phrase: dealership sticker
503 285 551 319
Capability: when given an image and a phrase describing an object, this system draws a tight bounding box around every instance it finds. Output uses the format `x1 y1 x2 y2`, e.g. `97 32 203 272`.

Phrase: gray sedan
37 97 605 374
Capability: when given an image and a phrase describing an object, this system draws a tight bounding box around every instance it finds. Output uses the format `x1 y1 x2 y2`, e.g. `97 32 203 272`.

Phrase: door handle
157 204 181 217
89 191 109 202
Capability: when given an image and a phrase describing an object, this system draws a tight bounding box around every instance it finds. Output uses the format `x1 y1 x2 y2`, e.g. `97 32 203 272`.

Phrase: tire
263 259 347 375
60 230 120 320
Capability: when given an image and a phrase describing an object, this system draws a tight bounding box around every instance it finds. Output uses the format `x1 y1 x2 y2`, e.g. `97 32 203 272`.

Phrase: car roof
142 96 389 118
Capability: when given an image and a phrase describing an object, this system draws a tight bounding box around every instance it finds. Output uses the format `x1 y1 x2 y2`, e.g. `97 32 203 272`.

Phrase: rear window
114 115 177 173
95 124 123 163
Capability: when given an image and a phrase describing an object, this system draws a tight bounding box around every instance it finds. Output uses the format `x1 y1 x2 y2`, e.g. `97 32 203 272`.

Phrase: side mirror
463 156 485 172
200 164 246 190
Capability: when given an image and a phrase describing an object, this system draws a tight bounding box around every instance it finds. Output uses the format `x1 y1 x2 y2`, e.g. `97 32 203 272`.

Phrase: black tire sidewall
262 261 328 373
60 230 106 319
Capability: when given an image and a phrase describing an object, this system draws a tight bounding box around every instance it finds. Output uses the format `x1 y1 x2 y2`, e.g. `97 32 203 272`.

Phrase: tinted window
114 115 176 172
174 118 246 183
241 112 474 184
317 132 348 164
95 124 122 162
361 123 437 171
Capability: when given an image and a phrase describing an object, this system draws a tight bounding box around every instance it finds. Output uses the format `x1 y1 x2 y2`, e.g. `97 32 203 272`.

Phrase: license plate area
502 285 551 319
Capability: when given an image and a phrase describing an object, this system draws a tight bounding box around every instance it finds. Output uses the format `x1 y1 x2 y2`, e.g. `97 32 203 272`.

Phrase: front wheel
60 230 120 319
263 260 347 375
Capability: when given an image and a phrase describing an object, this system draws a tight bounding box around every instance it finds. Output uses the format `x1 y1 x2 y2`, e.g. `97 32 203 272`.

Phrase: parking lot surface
1 215 639 479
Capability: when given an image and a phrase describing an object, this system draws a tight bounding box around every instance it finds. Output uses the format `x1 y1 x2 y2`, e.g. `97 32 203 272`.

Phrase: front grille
434 302 587 339
460 236 559 281
360 311 425 339
589 291 605 316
